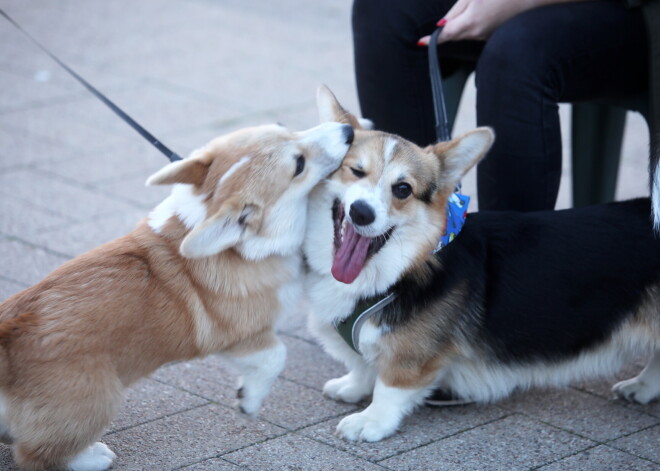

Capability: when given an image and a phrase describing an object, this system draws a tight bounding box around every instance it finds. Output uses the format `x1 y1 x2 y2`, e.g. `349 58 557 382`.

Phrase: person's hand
418 0 567 45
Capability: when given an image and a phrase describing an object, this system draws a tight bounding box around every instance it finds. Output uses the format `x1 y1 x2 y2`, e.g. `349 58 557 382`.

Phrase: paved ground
0 0 657 470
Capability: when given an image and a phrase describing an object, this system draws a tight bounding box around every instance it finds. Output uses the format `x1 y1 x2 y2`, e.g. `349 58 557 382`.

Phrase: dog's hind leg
230 335 286 416
613 351 660 404
10 360 122 471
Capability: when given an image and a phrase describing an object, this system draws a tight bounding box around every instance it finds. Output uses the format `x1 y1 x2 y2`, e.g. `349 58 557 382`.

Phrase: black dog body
380 198 660 402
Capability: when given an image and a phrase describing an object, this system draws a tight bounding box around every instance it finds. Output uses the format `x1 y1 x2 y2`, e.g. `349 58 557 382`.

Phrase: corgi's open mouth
331 199 394 284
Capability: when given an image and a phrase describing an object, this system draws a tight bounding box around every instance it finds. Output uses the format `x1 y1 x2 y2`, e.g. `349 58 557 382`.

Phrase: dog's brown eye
351 167 366 179
392 182 412 199
294 155 305 177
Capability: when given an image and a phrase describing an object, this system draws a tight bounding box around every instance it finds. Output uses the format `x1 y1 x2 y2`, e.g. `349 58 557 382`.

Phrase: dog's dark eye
351 167 366 179
294 155 305 177
392 182 412 199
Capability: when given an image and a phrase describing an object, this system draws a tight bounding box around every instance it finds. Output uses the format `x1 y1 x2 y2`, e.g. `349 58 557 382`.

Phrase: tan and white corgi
305 86 660 444
0 121 353 470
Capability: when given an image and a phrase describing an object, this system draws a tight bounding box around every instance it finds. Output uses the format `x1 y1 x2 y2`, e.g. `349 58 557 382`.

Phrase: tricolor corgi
304 85 660 443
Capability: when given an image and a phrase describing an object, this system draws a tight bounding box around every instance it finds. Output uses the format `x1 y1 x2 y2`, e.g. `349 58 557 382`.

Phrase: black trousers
352 0 648 211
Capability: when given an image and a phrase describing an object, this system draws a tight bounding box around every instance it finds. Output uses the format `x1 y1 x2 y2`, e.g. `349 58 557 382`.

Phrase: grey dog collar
333 294 396 354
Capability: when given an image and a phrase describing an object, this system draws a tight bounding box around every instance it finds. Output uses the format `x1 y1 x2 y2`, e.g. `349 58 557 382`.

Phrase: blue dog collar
436 192 470 252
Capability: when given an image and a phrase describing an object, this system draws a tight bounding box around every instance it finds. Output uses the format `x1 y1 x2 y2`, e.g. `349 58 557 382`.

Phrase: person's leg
475 1 648 211
352 0 481 147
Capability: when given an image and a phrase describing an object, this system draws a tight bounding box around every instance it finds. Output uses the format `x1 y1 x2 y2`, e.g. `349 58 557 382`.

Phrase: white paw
323 376 370 403
236 383 264 416
336 411 397 442
613 377 660 404
67 442 116 471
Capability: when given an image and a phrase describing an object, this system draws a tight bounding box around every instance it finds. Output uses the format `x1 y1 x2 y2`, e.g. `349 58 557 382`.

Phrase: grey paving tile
258 378 357 431
0 194 70 238
303 404 508 462
279 335 347 392
34 139 167 186
537 445 659 471
104 404 285 470
152 355 237 402
0 69 80 113
0 169 139 220
610 425 660 464
223 434 385 471
21 209 147 258
180 458 242 470
0 238 68 285
110 379 209 433
0 99 132 152
498 387 660 442
380 414 595 471
0 126 79 170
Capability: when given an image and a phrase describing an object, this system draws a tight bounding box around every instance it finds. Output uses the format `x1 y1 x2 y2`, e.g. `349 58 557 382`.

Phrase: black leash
428 26 451 143
0 8 183 163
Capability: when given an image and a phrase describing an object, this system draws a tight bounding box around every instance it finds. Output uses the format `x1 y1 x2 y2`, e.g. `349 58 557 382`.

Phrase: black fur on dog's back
379 198 660 365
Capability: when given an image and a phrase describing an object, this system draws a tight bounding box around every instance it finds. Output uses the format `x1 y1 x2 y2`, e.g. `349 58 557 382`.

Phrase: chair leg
571 103 627 207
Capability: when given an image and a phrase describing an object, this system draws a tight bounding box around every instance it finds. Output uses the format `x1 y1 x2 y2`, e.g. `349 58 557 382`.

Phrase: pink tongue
332 223 371 284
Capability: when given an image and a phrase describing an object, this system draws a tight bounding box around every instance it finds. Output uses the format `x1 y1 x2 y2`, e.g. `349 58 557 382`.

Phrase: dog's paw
236 386 262 416
336 411 396 442
67 442 116 471
613 377 660 404
323 376 370 403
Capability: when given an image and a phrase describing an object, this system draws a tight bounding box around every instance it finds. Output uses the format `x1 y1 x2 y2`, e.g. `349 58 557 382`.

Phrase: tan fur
0 122 350 470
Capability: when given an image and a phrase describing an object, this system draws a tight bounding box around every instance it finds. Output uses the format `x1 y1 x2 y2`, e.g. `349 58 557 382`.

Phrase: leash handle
428 26 451 143
0 8 183 163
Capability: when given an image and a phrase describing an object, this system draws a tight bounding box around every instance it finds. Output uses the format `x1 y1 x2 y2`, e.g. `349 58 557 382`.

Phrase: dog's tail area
0 312 38 386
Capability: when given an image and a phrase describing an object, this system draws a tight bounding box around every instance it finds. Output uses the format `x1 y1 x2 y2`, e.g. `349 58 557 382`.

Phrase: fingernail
417 37 428 47
437 18 447 27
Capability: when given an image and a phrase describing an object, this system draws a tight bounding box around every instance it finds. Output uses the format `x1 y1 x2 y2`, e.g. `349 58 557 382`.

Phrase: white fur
66 442 116 471
336 378 429 442
230 340 286 415
440 322 658 403
148 184 207 234
219 155 251 185
613 350 660 404
383 137 397 164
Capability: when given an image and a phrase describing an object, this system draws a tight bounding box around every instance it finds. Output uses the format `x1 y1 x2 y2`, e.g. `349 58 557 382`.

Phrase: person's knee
476 12 558 92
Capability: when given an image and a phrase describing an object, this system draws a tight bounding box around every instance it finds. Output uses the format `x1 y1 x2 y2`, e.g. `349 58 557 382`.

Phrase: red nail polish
437 18 447 27
417 39 427 47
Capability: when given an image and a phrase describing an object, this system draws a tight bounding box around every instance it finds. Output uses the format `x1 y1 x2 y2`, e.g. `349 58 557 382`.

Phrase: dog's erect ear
145 154 211 187
317 84 365 129
433 127 494 185
179 198 262 258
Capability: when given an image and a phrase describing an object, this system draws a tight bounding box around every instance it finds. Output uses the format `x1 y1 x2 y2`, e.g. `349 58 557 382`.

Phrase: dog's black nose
349 200 375 226
343 125 354 145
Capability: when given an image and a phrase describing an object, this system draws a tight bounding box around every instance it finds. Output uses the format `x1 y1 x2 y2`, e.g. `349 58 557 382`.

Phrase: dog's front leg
230 337 286 415
335 377 428 442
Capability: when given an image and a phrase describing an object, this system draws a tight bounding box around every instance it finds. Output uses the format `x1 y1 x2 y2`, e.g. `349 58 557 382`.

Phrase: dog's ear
179 198 262 258
433 127 494 185
146 149 211 187
317 84 365 129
